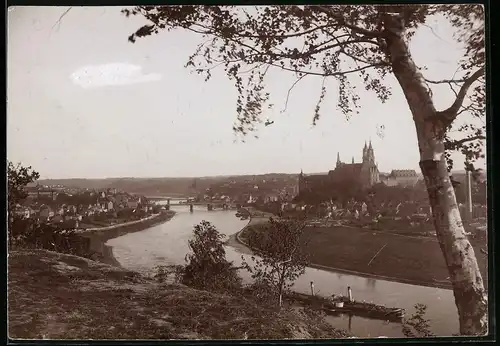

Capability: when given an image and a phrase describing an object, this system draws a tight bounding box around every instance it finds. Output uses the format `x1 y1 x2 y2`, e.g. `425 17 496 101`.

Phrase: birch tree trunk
384 15 487 335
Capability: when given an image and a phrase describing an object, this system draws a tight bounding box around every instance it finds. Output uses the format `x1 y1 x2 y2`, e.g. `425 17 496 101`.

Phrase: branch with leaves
124 5 485 168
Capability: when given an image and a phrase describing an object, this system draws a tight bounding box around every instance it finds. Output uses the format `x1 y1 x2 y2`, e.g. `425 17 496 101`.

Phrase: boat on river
288 292 405 322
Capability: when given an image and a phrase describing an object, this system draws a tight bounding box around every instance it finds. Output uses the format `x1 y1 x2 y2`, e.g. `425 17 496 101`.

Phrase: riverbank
77 211 176 267
80 210 176 242
8 249 348 339
9 211 177 277
224 207 270 255
235 213 487 291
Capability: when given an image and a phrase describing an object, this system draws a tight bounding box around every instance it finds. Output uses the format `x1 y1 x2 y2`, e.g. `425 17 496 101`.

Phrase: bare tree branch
425 77 466 84
271 61 386 78
437 67 485 126
235 23 335 40
282 74 307 113
444 135 486 150
448 83 458 98
456 103 483 117
238 62 267 75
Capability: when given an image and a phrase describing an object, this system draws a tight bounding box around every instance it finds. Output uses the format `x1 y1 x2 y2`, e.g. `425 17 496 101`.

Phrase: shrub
176 221 242 292
242 217 310 307
153 264 184 283
10 217 93 258
402 304 435 337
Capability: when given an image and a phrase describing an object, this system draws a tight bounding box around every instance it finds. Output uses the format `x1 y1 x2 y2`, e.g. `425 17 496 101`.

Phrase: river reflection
106 205 458 337
366 278 377 290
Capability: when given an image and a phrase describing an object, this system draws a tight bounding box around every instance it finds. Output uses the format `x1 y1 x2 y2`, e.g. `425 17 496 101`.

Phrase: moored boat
288 291 405 322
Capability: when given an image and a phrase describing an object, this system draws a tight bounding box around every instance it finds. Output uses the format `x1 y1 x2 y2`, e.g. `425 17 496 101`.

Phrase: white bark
384 14 487 335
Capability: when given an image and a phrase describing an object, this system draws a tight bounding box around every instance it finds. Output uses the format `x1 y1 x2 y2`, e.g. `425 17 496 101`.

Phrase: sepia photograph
7 4 488 340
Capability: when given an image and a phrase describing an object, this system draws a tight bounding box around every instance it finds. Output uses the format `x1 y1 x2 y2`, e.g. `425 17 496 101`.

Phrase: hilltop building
380 170 420 187
298 141 380 194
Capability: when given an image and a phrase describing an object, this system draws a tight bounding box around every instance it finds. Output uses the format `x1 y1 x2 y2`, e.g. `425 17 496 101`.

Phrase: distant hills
34 169 481 197
35 173 299 197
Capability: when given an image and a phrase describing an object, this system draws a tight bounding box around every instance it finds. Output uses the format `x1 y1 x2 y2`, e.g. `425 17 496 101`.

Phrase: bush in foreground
402 304 435 338
10 217 93 259
156 221 242 292
242 217 310 307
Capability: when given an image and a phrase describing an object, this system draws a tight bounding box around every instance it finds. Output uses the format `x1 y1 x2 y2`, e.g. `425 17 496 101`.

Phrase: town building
380 170 420 187
298 141 380 194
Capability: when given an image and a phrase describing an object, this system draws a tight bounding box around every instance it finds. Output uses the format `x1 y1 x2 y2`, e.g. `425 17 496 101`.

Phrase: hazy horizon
7 6 486 180
34 168 475 182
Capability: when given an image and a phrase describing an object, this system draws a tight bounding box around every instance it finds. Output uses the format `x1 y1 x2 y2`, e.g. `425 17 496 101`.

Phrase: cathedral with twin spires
298 141 380 194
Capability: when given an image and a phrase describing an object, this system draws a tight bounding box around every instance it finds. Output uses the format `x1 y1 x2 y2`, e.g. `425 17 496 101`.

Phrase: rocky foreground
8 249 348 340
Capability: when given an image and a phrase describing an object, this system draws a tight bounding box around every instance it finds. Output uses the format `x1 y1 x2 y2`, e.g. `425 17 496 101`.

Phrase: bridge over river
147 196 239 212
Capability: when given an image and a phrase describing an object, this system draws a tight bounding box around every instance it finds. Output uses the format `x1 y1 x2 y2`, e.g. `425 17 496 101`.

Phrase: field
242 224 488 290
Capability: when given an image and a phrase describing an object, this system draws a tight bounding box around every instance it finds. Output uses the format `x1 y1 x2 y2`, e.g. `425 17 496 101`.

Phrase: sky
7 6 486 179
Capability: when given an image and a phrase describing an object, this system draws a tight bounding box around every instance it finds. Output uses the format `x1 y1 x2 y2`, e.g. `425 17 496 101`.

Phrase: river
106 203 458 338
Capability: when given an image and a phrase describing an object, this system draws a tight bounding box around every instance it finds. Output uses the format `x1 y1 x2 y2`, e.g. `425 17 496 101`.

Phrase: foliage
124 5 485 170
297 179 364 207
178 220 242 292
367 183 429 206
10 217 93 258
297 182 430 212
116 207 135 219
450 173 487 205
472 181 486 205
7 161 40 214
241 218 310 307
7 161 40 246
55 191 99 207
153 264 185 284
402 303 435 338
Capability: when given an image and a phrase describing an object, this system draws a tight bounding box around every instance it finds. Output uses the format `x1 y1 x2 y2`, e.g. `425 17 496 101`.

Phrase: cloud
70 63 162 89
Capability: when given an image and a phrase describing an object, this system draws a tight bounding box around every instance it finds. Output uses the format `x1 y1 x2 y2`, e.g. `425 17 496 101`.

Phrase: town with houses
16 186 160 230
14 141 487 238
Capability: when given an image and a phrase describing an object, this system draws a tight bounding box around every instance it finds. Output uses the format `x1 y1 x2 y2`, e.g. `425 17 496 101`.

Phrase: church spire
336 152 341 168
352 156 354 164
367 140 375 163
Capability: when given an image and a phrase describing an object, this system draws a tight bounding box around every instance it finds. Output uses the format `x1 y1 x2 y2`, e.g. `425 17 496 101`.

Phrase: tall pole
465 170 473 223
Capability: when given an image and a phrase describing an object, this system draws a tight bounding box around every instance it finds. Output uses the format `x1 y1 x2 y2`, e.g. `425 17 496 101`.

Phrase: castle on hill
298 141 422 196
298 141 380 195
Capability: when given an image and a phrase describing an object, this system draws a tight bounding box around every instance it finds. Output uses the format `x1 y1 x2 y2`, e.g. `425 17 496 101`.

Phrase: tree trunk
278 270 285 308
384 15 487 335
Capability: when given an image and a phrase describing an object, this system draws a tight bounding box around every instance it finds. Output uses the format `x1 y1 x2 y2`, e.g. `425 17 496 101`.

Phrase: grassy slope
8 249 348 340
242 224 488 290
